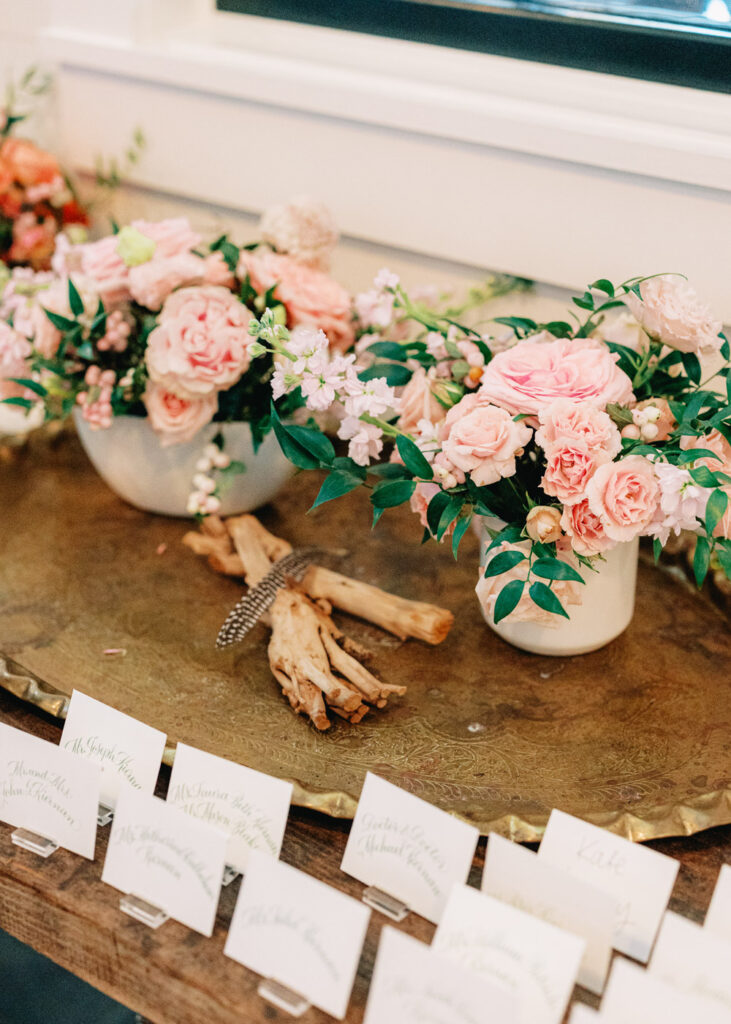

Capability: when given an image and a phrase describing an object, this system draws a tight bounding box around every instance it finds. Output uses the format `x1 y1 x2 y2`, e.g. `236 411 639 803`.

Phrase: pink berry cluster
76 366 116 429
97 309 131 352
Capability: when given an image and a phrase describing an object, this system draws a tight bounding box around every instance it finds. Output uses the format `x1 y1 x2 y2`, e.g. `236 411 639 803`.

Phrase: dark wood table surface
0 685 729 1024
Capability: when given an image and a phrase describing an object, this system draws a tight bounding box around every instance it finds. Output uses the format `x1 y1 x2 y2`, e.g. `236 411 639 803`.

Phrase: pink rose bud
526 505 563 544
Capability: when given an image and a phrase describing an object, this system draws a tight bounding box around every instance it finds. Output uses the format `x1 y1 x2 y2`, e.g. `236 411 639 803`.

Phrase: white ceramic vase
478 518 639 656
74 410 295 517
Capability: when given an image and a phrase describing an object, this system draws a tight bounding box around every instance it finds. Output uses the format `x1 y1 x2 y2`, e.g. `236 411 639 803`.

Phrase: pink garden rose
397 366 446 433
536 398 622 458
0 321 32 399
440 392 532 487
239 250 354 353
476 539 582 626
143 382 218 446
541 439 610 505
623 275 722 354
586 454 660 542
145 286 253 397
560 498 615 556
479 337 634 417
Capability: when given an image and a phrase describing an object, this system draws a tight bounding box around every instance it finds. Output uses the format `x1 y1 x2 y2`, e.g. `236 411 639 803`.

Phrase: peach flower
259 197 339 271
239 250 354 352
145 285 253 396
440 393 532 487
476 539 582 626
0 137 60 186
536 399 622 458
525 505 562 544
586 454 660 542
560 498 615 556
624 275 722 354
680 430 731 474
143 382 218 446
397 366 446 433
541 440 610 506
409 481 443 532
479 337 634 417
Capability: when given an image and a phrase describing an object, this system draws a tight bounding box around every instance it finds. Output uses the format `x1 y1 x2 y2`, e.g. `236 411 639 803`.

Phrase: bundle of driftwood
183 514 454 730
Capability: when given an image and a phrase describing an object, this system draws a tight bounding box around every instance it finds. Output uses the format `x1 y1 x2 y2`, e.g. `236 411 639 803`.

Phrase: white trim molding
41 4 731 315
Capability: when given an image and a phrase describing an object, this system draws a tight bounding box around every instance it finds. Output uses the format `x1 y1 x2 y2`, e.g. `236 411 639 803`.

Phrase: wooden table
0 685 729 1024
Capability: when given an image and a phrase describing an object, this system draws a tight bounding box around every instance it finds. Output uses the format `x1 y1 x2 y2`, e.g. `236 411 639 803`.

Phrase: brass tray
1 432 730 841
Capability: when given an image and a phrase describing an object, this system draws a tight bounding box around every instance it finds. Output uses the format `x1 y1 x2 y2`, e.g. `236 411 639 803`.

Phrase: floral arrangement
248 271 731 625
0 198 357 512
0 69 89 270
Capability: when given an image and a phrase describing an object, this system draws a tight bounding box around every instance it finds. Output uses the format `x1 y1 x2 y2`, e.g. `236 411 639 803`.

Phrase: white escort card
650 910 731 1014
340 772 479 923
601 956 731 1024
432 883 585 1024
569 1006 601 1023
705 863 731 943
538 809 679 962
482 833 617 995
102 789 227 936
60 691 166 810
167 742 292 875
0 722 100 858
364 925 517 1024
224 850 370 1020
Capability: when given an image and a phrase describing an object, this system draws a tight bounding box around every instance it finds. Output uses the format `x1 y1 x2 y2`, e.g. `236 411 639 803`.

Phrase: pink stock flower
586 454 660 542
649 462 712 546
397 366 446 433
337 415 383 466
623 275 722 354
143 382 218 446
479 337 634 417
239 250 354 352
259 197 339 271
145 286 253 396
476 540 582 626
541 440 611 506
440 393 531 487
560 498 615 556
536 399 622 458
0 321 33 400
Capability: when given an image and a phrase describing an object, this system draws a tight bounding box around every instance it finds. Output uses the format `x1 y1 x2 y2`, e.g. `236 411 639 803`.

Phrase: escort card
340 772 479 923
482 833 617 995
224 851 370 1020
432 883 585 1024
364 925 517 1024
0 722 99 858
167 743 292 875
60 691 166 809
601 956 731 1024
705 863 731 943
650 911 731 1014
538 809 679 961
569 1006 601 1023
102 789 227 936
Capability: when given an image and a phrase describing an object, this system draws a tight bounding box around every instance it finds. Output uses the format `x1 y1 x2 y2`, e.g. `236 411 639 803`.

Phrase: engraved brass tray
1 432 730 841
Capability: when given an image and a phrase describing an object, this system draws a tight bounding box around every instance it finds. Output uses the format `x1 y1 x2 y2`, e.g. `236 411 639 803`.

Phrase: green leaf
370 478 416 508
366 341 408 359
681 352 702 385
452 512 473 559
693 536 711 588
7 377 46 397
493 579 525 624
270 407 320 470
331 455 367 480
311 470 363 510
0 396 33 409
437 498 463 542
705 488 728 537
211 237 240 273
75 341 94 360
542 320 574 339
358 363 413 387
529 581 569 619
531 557 585 584
485 522 524 553
681 390 710 423
284 423 335 466
653 538 663 563
689 464 720 488
68 278 84 317
572 295 594 311
396 434 433 480
426 490 451 536
590 278 615 297
43 308 77 332
492 316 537 337
483 548 527 578
372 506 385 529
677 447 721 465
368 462 411 479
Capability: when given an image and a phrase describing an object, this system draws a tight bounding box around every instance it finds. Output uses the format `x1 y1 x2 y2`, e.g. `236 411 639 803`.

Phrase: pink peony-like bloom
536 398 622 458
680 430 731 474
128 253 208 310
0 321 33 400
586 454 660 542
624 275 722 354
560 498 615 556
259 197 339 271
143 382 218 446
440 393 531 487
479 337 634 417
476 539 582 626
541 440 611 506
397 366 446 433
146 286 253 397
239 250 354 352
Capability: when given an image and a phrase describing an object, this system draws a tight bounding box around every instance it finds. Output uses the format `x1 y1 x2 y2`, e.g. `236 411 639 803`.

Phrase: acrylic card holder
97 802 114 827
11 827 58 858
221 865 240 887
362 885 409 922
258 978 311 1018
120 893 169 929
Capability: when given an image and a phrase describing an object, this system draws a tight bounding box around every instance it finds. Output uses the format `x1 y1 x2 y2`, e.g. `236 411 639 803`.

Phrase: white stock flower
344 377 398 418
650 461 711 545
337 416 384 466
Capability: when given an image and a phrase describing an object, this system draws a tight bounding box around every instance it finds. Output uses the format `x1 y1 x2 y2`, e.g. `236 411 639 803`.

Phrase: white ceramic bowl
74 409 295 517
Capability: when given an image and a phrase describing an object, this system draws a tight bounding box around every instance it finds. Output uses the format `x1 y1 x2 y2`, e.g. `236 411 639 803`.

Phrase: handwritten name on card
537 809 679 962
102 789 227 936
650 911 731 1015
225 851 370 1020
340 773 479 924
61 691 166 808
482 833 617 995
167 743 292 874
0 722 99 858
364 926 517 1024
602 956 731 1024
705 864 731 944
433 884 585 1024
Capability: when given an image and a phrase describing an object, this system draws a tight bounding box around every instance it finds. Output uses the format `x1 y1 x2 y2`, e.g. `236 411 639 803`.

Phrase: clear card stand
120 893 169 929
362 885 410 922
258 977 311 1018
11 828 58 858
221 865 240 888
97 803 114 827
